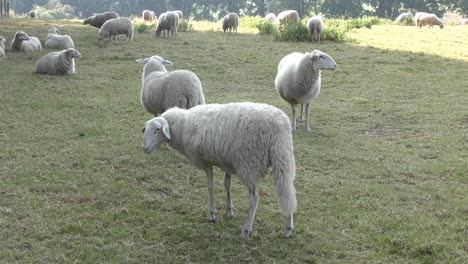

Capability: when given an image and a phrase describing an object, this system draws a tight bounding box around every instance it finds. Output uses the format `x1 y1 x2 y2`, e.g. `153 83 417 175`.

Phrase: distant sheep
413 12 429 25
275 50 337 132
460 19 468 25
98 17 134 47
136 55 205 116
84 11 119 28
277 10 299 24
142 10 156 22
222 13 239 33
45 27 75 50
36 48 81 75
417 13 444 29
395 12 413 23
307 16 324 44
142 102 297 240
155 12 179 38
11 31 42 53
265 13 277 23
29 11 36 18
0 36 6 57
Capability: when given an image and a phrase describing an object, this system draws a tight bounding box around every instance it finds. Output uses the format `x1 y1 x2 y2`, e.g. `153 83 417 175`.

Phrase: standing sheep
142 10 155 22
45 27 75 50
98 17 134 47
417 13 444 29
155 12 179 38
173 10 183 18
277 10 300 24
0 36 6 58
84 11 120 28
395 12 413 23
265 13 277 23
36 48 81 75
11 31 42 53
307 16 324 44
222 13 239 33
142 102 297 239
136 55 205 116
275 50 337 132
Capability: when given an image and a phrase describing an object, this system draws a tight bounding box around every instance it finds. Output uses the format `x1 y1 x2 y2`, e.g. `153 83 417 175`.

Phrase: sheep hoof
284 226 293 238
241 229 251 240
225 207 234 218
207 211 217 222
306 127 312 133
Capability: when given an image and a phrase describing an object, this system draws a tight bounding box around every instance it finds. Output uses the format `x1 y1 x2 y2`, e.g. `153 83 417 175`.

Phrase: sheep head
142 117 171 154
15 32 30 41
308 50 337 71
65 48 81 59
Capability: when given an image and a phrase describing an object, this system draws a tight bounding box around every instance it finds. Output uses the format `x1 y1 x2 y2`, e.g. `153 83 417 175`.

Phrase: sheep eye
319 55 325 59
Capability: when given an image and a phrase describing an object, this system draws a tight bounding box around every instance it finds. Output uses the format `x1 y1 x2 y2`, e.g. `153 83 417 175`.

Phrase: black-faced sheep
222 13 239 33
11 31 42 53
84 11 120 29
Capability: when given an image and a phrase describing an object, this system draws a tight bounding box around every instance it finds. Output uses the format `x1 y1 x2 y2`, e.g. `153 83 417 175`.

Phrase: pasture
0 18 467 263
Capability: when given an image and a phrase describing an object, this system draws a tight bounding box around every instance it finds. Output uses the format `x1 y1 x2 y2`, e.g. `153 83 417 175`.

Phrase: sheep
45 27 75 50
136 55 205 116
173 10 183 18
155 12 179 38
142 102 297 239
142 10 155 22
394 12 413 23
36 48 81 75
461 19 468 25
29 11 36 18
414 12 429 25
417 13 444 29
98 17 134 47
307 16 324 44
83 11 119 28
275 50 337 133
265 13 277 23
0 36 6 58
277 10 299 24
222 13 239 33
11 31 42 53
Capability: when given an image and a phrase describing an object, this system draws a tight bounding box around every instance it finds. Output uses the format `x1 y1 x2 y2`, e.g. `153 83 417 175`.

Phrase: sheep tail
270 133 297 216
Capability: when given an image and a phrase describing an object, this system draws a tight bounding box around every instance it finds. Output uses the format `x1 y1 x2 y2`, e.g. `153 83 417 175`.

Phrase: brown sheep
277 10 299 24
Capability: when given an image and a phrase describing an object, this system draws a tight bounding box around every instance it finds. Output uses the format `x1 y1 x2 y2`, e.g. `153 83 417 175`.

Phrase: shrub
273 22 309 42
179 18 193 32
257 20 278 35
239 16 264 28
321 22 351 42
31 5 75 19
401 16 415 26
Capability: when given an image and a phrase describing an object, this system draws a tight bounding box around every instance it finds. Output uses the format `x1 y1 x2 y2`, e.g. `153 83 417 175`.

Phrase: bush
321 23 351 42
257 20 278 35
239 16 264 28
179 18 193 32
401 16 415 26
273 22 309 42
135 22 152 33
31 5 75 19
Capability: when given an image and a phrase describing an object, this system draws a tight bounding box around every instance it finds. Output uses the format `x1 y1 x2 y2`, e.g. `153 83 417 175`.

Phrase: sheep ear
136 58 150 64
141 127 146 133
162 124 171 140
151 55 173 66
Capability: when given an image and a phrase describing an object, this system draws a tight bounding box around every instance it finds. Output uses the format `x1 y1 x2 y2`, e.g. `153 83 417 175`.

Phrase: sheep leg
299 104 304 122
241 186 260 240
290 104 297 131
224 172 234 217
305 103 312 133
284 213 294 238
206 167 217 222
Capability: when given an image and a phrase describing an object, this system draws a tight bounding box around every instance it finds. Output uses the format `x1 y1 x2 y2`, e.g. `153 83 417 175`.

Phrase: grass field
0 18 467 263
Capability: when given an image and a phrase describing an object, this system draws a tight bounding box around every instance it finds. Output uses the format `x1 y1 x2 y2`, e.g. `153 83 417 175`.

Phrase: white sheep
136 55 205 116
98 17 134 47
173 10 183 18
84 11 120 28
11 31 42 53
36 48 81 75
277 10 300 24
413 12 429 25
222 13 239 33
307 16 324 44
275 50 337 132
394 12 413 23
461 19 468 25
155 12 179 38
142 102 297 239
45 27 75 50
142 10 155 22
0 36 6 58
417 13 444 29
265 13 277 23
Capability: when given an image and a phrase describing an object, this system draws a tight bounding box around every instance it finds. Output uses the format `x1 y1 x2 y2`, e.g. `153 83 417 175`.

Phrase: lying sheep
395 12 413 23
142 102 297 239
98 17 134 47
11 31 42 53
84 11 119 28
155 12 179 38
275 50 337 132
222 13 239 33
277 10 299 24
45 27 75 50
136 55 205 116
142 10 155 22
265 13 277 23
0 36 6 57
307 16 324 44
417 13 444 29
36 48 81 75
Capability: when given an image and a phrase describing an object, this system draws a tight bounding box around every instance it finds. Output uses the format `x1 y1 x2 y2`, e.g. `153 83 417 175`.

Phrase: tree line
10 0 468 19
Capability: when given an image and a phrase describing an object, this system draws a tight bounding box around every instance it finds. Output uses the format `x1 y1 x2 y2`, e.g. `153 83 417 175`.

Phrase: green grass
0 18 467 263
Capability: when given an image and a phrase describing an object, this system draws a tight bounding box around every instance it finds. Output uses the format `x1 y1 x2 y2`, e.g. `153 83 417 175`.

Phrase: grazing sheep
155 12 179 38
136 55 205 116
417 13 444 29
461 19 468 25
36 48 81 75
98 17 134 47
0 36 6 57
173 10 183 18
222 13 239 33
142 102 297 239
29 11 36 18
414 12 429 25
45 27 75 50
307 16 324 44
11 31 42 53
275 50 337 132
395 12 413 23
142 10 155 22
277 10 300 24
84 11 119 28
265 13 277 23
